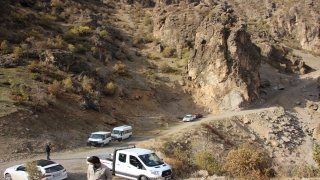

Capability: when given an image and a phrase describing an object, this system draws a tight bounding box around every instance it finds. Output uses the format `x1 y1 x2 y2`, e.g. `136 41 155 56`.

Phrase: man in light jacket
87 156 113 180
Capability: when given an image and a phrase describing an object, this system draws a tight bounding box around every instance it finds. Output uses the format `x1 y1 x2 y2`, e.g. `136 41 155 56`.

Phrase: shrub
91 47 99 58
313 143 320 167
13 46 25 58
99 30 111 41
222 143 272 179
195 150 221 175
39 14 57 25
47 80 61 95
11 12 28 22
28 29 43 39
31 85 55 110
68 44 77 53
113 61 127 76
47 35 65 49
162 47 175 58
159 62 178 73
30 73 41 81
19 84 29 101
81 76 93 94
143 16 152 26
26 160 42 180
0 40 9 54
51 0 64 8
103 82 117 96
292 164 319 178
62 77 75 92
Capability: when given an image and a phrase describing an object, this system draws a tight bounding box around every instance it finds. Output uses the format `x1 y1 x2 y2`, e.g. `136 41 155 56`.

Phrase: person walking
45 142 51 160
87 156 113 180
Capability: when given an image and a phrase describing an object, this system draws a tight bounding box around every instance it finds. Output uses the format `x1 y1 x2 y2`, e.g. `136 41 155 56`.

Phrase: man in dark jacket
87 156 113 180
45 142 51 160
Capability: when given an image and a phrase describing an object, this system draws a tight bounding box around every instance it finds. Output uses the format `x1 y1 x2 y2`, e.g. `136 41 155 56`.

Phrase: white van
87 131 111 147
111 125 132 141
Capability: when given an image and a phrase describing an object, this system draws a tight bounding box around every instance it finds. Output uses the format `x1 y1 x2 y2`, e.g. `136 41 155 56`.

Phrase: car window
17 165 26 171
118 153 126 163
45 165 64 173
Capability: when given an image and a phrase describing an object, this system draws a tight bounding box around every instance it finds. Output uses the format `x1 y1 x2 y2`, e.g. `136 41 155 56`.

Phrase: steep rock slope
153 4 261 113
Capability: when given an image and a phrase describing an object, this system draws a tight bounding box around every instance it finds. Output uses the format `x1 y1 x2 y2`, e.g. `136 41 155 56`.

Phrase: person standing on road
87 156 113 180
45 142 51 160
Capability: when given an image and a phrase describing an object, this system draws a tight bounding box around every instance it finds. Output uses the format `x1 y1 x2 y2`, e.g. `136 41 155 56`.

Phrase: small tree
195 150 221 175
26 160 42 180
103 82 117 96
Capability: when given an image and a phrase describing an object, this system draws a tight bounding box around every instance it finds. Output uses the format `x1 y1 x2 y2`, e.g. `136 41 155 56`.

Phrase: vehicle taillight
41 174 52 178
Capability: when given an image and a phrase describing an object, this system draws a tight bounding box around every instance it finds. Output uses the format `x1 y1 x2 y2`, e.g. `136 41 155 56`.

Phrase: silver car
183 115 195 122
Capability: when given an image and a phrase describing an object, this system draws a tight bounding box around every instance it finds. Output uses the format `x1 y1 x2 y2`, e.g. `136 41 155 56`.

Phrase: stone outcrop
153 4 261 113
189 21 261 112
273 1 320 53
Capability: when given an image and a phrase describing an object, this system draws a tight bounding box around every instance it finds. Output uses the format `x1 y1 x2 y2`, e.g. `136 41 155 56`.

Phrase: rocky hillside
1 0 320 178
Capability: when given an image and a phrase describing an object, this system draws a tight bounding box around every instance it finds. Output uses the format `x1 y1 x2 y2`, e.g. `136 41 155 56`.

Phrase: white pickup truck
87 146 172 180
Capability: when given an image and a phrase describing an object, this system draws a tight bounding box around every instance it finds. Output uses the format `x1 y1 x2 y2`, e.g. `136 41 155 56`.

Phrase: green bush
62 77 75 92
30 73 41 81
39 14 57 25
13 46 25 58
195 150 221 175
48 35 66 49
91 47 99 58
0 40 9 54
99 30 111 41
11 12 28 22
81 76 93 94
103 82 117 96
313 143 320 167
19 84 29 101
68 44 77 53
113 61 127 76
26 160 42 180
162 47 175 58
222 143 272 179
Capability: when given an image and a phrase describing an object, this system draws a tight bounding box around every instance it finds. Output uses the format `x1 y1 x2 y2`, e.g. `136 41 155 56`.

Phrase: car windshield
89 134 104 139
138 153 164 167
112 130 121 134
185 115 192 118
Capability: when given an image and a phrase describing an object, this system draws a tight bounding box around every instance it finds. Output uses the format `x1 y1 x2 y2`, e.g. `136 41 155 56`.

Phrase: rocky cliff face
153 4 261 113
273 0 320 53
188 21 261 113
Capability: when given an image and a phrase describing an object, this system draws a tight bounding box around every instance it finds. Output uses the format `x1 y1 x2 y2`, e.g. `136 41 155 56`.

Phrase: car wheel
118 138 122 142
5 173 12 180
140 175 148 180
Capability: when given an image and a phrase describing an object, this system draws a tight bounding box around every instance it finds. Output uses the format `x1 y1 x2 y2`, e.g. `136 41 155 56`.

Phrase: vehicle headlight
150 170 160 175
